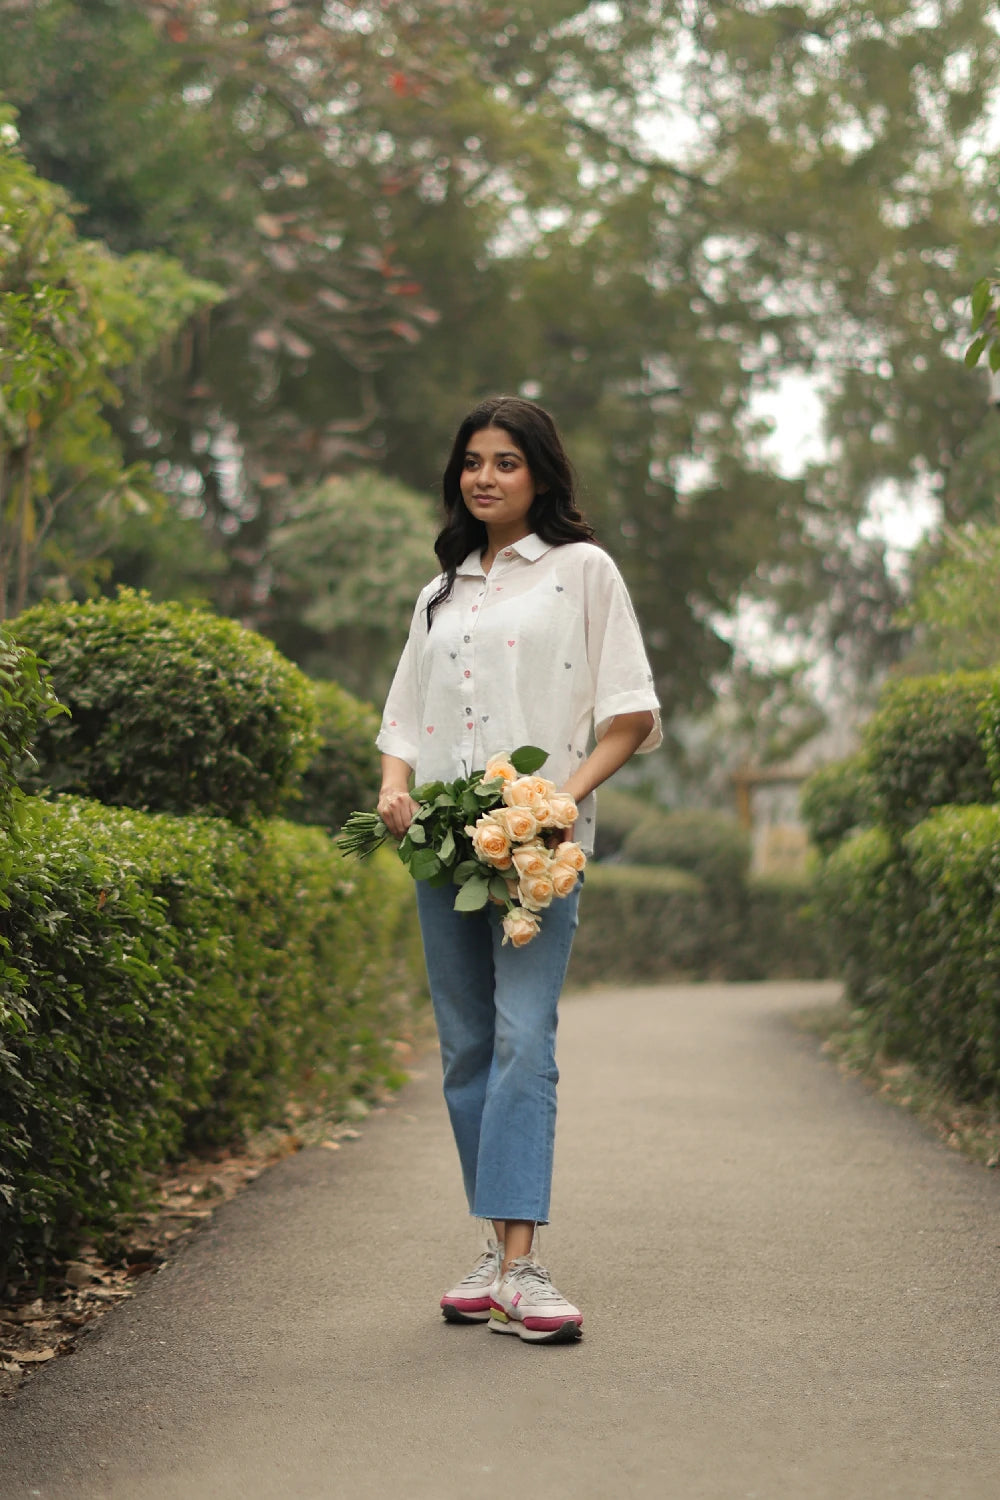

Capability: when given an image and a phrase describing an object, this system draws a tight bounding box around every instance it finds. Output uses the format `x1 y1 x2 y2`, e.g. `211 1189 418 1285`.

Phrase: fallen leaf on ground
5 1348 55 1364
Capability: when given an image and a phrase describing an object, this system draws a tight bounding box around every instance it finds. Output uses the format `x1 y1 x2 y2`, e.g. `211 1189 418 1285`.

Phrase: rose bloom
470 815 513 869
551 863 580 898
552 840 586 872
546 792 579 829
510 841 551 879
502 907 541 948
503 774 555 812
482 753 518 786
518 871 556 911
493 805 539 842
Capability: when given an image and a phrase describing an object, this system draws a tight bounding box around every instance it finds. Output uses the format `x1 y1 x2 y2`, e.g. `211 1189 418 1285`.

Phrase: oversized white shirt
377 534 662 854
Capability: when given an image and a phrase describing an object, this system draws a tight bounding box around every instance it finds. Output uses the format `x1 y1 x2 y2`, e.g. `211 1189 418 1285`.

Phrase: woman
377 396 661 1344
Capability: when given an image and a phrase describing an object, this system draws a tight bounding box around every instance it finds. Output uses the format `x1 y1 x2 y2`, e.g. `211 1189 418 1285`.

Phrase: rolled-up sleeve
376 596 426 769
584 551 663 752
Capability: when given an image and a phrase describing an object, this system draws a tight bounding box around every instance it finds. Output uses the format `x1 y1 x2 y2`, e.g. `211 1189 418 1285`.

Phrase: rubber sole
441 1303 491 1324
488 1315 583 1344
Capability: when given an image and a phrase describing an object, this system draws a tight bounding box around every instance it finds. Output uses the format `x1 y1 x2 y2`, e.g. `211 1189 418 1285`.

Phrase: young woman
377 396 661 1344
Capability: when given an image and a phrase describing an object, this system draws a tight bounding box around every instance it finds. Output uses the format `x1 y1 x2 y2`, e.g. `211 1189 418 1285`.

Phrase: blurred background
3 0 999 869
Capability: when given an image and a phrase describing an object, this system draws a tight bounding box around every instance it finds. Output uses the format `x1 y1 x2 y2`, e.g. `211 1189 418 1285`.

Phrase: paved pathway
2 981 998 1499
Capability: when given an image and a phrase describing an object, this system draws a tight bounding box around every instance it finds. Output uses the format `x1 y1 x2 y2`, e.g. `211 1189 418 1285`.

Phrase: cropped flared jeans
415 878 581 1225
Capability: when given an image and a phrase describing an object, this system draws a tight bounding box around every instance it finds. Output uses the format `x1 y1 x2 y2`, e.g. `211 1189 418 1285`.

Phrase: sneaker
440 1239 504 1323
488 1256 583 1343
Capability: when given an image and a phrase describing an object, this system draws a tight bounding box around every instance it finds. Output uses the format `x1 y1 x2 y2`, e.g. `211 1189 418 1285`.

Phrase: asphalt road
2 981 998 1500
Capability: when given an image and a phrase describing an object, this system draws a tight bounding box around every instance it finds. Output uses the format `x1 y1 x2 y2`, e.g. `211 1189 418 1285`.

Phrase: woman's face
459 426 538 537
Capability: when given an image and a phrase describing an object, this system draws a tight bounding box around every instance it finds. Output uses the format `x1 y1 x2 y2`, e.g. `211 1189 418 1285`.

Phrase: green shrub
818 826 901 1009
864 671 999 830
800 751 874 855
568 865 829 984
288 679 380 832
978 675 1000 799
621 807 751 894
591 786 655 860
12 589 319 822
0 796 425 1275
0 629 64 829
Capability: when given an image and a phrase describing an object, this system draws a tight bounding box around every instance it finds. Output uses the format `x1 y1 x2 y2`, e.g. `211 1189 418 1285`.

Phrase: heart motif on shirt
507 640 516 647
389 720 397 727
577 750 584 759
466 721 474 729
426 726 435 734
555 586 564 592
564 662 572 669
449 652 457 660
481 715 490 722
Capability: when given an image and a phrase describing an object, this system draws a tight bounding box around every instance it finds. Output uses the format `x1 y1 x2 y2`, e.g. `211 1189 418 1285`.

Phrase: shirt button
465 707 472 715
503 548 513 557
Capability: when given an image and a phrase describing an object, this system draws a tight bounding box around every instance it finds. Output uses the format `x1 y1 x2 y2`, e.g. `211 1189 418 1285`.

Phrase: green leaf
454 877 490 911
432 792 457 809
453 859 482 883
409 848 443 881
964 335 988 368
971 278 991 327
438 827 456 864
510 745 548 774
474 782 500 800
989 342 1000 374
489 873 512 902
461 789 481 817
427 864 454 888
407 821 426 845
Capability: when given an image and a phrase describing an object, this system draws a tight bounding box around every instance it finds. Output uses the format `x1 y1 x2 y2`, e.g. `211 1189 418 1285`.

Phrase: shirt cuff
594 693 663 752
375 729 419 768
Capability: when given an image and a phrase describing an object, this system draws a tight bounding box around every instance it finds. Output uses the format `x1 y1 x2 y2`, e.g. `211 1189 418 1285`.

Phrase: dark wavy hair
426 395 596 628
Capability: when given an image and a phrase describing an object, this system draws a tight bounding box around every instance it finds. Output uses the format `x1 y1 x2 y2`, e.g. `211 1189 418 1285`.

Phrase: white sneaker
440 1239 504 1323
488 1256 583 1343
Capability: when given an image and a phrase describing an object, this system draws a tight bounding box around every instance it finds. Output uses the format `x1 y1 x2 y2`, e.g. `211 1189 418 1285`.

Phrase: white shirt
377 534 662 854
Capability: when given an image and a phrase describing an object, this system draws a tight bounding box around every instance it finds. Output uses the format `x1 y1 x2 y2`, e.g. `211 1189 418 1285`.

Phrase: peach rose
552 840 586 872
510 841 551 879
551 863 580 898
502 774 555 812
481 754 518 787
545 792 579 829
469 815 513 869
518 871 556 911
502 907 541 947
493 805 540 842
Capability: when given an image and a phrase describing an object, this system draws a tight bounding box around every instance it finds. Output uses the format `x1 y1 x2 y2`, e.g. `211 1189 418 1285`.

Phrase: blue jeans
415 878 581 1225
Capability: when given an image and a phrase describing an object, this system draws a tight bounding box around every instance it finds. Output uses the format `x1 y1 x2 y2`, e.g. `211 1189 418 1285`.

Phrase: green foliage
863 671 999 830
268 473 438 700
0 627 64 828
0 796 425 1274
966 274 1000 374
591 786 654 861
901 525 1000 673
568 865 828 985
621 808 751 895
0 105 222 616
289 680 381 834
799 752 875 856
820 810 1000 1104
12 590 319 822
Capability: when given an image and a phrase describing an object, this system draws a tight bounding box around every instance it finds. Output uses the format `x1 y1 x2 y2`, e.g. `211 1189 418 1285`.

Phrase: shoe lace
507 1260 564 1303
457 1246 499 1287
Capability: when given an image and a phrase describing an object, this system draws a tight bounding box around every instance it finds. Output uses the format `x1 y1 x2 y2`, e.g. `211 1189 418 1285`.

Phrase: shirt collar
456 533 553 576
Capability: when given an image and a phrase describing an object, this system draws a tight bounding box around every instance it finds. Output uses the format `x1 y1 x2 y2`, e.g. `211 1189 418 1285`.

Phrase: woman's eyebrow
464 448 523 460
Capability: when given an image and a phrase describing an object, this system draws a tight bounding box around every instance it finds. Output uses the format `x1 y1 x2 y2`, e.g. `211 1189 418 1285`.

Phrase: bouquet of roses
336 745 586 947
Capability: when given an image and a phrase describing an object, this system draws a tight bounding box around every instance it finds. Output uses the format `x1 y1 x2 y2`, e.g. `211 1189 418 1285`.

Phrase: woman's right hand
377 786 420 840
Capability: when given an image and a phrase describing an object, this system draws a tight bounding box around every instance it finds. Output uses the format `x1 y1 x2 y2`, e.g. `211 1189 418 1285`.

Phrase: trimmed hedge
799 751 874 856
863 670 1000 830
289 679 381 832
0 629 64 829
820 808 1000 1103
591 787 654 861
620 807 751 894
568 865 829 985
0 797 424 1274
13 589 319 822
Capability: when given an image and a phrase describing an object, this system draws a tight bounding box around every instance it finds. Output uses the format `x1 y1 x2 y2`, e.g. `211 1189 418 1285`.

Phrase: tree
0 107 221 616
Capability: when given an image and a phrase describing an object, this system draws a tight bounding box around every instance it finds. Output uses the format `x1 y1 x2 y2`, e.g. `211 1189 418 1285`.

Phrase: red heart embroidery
389 720 398 727
507 639 516 647
466 721 474 729
426 726 435 734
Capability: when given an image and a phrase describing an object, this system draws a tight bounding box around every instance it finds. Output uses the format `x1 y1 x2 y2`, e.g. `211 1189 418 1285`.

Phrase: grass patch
793 1000 1000 1170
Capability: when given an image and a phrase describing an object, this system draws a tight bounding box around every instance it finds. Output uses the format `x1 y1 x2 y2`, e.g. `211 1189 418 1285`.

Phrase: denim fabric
415 878 581 1224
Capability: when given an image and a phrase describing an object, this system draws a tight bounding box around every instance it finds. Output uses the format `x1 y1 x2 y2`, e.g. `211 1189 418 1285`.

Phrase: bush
592 786 656 860
816 826 901 1008
568 865 830 985
800 751 874 855
12 589 319 822
289 679 380 832
863 671 999 830
621 807 751 894
0 629 64 829
0 796 425 1275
